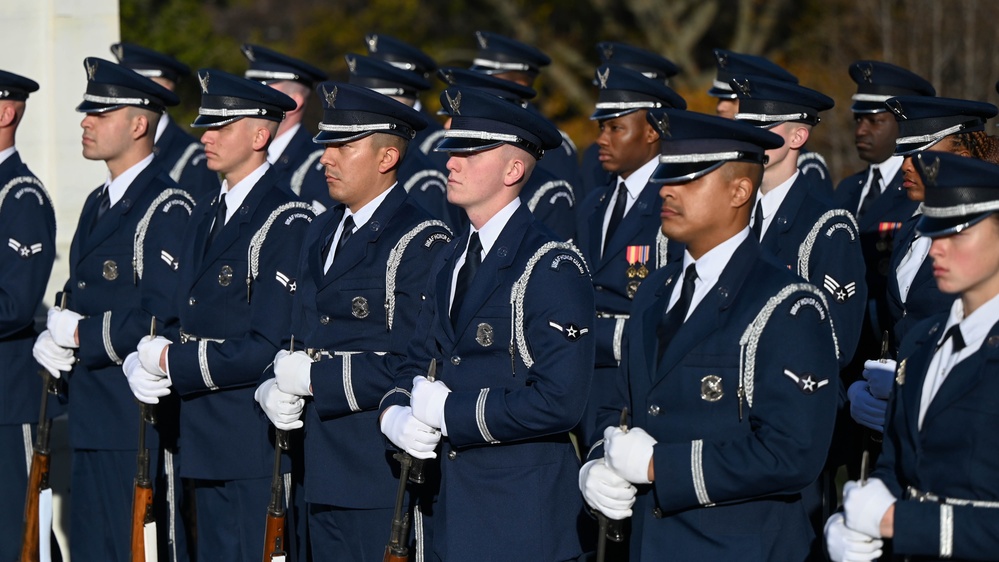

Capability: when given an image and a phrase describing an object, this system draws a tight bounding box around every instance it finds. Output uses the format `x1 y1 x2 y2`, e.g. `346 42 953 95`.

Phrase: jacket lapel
760 175 807 256
654 237 755 384
584 183 613 265
321 186 406 287
898 320 943 438
639 263 680 378
80 163 160 257
199 168 277 274
598 181 660 270
922 322 999 423
453 205 530 334
310 206 343 289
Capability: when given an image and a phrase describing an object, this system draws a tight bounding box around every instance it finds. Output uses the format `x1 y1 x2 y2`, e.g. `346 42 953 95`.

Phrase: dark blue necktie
451 232 482 327
657 263 698 364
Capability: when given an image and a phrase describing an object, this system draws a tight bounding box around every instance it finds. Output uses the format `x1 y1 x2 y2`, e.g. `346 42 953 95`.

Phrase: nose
901 156 914 173
319 146 336 168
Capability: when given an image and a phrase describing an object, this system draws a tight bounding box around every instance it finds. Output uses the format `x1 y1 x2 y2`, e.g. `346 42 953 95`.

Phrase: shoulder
835 169 867 191
0 170 52 214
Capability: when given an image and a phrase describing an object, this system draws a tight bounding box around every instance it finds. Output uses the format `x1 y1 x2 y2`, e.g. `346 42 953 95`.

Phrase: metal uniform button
595 285 604 291
77 280 86 289
648 404 661 416
188 297 196 306
447 450 457 460
652 508 663 519
320 315 330 325
451 355 461 366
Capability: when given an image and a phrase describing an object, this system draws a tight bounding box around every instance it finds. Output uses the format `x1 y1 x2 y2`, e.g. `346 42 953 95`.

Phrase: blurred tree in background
121 0 999 182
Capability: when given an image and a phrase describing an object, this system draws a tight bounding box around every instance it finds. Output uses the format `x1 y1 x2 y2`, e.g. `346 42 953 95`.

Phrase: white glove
604 425 657 484
825 512 883 561
843 478 896 538
32 330 75 378
137 335 172 377
47 307 83 349
380 405 440 459
122 351 171 404
411 375 451 430
254 378 305 430
862 359 896 400
273 350 313 396
579 459 637 520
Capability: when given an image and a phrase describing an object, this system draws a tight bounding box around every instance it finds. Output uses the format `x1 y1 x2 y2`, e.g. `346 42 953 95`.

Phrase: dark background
121 0 999 183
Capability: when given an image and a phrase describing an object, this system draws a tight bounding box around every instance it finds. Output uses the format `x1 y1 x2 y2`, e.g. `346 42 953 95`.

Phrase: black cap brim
433 136 506 154
76 101 128 114
916 210 995 238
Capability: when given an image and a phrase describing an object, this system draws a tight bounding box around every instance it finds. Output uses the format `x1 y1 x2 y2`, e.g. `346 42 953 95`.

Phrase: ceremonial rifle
383 359 436 562
262 337 293 562
131 316 158 562
594 408 628 562
19 294 65 562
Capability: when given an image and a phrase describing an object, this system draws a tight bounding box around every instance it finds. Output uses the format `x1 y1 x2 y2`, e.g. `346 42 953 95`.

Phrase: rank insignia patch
548 320 589 342
160 250 179 271
783 369 829 395
823 275 857 303
275 271 296 294
8 238 41 259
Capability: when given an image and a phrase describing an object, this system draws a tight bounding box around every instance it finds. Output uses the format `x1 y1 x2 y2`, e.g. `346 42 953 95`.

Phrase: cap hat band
921 200 999 218
595 101 662 110
198 107 272 117
471 58 532 72
318 122 399 133
736 112 810 123
134 69 165 78
659 151 746 164
445 128 522 144
713 80 733 92
896 123 967 146
368 87 408 97
852 93 892 103
245 69 300 81
83 93 151 106
386 61 417 71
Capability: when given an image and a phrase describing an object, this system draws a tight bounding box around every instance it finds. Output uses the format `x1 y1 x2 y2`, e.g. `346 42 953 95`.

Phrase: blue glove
848 380 887 432
862 359 896 400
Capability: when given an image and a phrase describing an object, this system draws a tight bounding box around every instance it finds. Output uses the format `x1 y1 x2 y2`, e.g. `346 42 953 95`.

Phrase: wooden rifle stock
263 429 289 561
21 293 66 562
131 317 158 562
264 336 294 561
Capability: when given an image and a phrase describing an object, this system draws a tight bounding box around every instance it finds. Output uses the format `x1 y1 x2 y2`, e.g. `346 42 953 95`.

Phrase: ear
504 157 527 187
132 113 149 140
0 105 15 128
377 144 401 173
730 174 754 209
251 125 272 151
787 125 810 150
643 121 660 145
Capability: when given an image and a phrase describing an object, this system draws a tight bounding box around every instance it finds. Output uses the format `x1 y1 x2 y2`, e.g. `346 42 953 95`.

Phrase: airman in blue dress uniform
469 31 581 189
579 41 681 199
437 66 578 240
363 33 447 167
827 152 999 561
574 65 686 446
132 69 313 561
580 109 839 562
112 42 221 199
346 53 456 227
0 70 59 562
380 86 595 561
707 49 835 198
253 81 451 560
36 57 194 561
241 43 330 213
